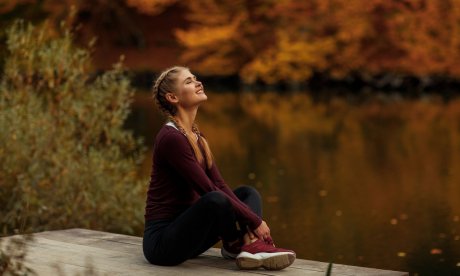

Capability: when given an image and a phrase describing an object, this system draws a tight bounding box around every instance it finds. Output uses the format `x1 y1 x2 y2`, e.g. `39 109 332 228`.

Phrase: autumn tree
4 0 460 85
177 0 460 84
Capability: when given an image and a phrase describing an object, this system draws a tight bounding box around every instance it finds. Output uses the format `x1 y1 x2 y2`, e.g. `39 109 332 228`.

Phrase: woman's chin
199 93 208 101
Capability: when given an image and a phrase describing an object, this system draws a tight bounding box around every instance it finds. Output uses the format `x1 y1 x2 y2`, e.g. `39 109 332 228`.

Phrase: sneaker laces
264 237 276 247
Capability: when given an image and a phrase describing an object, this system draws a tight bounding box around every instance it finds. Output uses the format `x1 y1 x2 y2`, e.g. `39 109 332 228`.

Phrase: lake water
128 91 460 275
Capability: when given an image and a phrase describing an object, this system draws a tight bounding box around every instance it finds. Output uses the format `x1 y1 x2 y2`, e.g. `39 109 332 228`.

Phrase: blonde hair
153 66 213 169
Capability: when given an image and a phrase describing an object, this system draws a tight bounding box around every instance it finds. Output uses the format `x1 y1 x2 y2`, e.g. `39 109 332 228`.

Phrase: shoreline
129 69 460 101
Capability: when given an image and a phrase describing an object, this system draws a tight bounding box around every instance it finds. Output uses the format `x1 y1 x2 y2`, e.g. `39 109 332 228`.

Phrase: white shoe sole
236 251 296 270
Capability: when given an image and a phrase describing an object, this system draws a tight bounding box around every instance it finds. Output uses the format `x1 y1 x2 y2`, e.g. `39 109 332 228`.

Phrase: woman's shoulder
156 124 186 145
154 124 194 159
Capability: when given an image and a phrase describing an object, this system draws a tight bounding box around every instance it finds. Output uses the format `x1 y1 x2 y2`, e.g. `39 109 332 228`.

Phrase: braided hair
152 66 213 169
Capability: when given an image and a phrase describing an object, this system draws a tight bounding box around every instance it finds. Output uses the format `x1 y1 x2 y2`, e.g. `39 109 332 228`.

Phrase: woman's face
173 69 207 108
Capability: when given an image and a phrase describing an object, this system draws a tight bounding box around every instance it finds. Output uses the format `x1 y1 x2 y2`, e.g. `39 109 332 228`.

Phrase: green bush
0 20 147 236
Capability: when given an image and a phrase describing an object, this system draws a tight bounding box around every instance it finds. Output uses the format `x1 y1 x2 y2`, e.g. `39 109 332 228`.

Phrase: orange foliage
176 0 460 83
175 0 276 76
4 0 460 83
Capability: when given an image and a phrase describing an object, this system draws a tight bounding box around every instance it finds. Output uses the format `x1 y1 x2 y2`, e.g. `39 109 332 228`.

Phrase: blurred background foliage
2 0 460 86
0 19 146 236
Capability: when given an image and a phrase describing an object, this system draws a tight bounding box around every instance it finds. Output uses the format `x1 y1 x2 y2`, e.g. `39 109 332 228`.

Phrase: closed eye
184 76 197 84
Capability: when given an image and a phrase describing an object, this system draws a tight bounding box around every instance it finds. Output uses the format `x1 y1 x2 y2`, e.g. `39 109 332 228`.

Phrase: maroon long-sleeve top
144 124 262 230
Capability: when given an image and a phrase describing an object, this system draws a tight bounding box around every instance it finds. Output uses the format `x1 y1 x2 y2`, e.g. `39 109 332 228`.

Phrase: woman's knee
234 185 261 200
202 191 232 211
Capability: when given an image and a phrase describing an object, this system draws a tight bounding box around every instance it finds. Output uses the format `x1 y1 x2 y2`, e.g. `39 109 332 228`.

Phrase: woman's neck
174 108 198 134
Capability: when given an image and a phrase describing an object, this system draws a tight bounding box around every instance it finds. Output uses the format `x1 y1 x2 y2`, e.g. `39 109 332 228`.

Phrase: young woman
142 66 296 270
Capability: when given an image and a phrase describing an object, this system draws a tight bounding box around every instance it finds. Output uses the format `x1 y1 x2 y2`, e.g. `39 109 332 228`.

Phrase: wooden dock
1 228 408 275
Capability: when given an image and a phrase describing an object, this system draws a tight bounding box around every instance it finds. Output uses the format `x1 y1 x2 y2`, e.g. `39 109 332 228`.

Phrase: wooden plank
1 229 408 276
34 229 141 256
33 229 407 275
38 228 142 245
32 229 330 275
9 237 280 275
25 236 308 276
22 237 249 275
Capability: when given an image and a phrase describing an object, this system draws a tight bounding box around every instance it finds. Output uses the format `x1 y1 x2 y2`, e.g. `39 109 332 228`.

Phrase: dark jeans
143 186 262 266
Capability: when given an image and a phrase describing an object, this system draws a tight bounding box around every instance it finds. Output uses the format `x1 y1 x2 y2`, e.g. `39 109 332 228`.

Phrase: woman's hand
252 220 271 241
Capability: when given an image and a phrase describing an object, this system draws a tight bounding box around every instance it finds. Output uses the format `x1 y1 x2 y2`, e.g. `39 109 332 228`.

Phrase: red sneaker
236 239 296 270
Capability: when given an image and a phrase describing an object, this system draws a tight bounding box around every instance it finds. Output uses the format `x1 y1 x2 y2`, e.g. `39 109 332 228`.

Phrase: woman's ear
165 92 179 104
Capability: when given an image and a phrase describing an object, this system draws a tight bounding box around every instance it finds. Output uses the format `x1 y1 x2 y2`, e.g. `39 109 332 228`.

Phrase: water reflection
128 91 460 275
